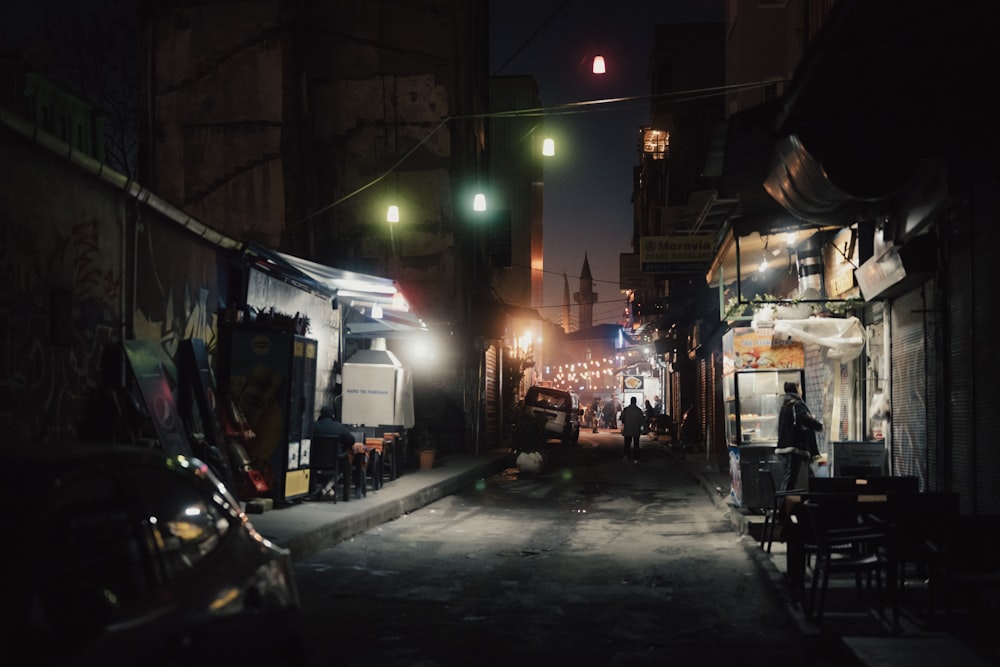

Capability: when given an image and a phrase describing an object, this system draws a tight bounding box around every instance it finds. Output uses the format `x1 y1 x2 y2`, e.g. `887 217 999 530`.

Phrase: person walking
775 381 823 491
620 396 645 464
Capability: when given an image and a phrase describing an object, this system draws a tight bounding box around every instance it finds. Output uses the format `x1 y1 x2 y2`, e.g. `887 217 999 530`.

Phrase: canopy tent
243 243 428 339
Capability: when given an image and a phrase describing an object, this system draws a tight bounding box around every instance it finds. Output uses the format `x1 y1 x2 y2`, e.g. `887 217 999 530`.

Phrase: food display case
725 368 805 508
724 369 804 446
722 328 806 507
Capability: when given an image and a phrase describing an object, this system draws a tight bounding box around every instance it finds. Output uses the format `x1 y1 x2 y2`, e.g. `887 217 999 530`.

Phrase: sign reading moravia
639 234 715 272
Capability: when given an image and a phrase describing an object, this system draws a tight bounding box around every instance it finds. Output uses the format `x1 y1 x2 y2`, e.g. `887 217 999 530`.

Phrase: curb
281 454 511 560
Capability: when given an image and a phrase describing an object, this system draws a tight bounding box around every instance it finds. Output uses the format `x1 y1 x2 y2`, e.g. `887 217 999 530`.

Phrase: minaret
562 273 572 333
573 253 598 331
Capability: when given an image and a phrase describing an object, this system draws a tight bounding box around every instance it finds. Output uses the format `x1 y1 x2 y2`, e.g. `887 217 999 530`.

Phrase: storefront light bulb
758 259 768 273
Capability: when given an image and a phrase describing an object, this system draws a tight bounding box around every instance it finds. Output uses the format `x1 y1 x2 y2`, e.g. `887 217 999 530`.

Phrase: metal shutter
890 283 936 490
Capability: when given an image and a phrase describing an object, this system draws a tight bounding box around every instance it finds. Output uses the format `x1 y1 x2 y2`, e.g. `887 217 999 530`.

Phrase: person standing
644 399 656 437
602 399 617 430
620 396 645 464
775 382 823 491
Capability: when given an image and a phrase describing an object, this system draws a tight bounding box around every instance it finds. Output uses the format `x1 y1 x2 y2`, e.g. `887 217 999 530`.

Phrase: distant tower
562 273 572 334
573 253 598 331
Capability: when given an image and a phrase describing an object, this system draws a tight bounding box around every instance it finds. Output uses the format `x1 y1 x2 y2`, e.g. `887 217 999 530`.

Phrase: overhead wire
292 79 782 226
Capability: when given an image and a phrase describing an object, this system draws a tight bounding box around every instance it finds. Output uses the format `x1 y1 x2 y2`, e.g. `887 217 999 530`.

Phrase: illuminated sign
640 234 715 272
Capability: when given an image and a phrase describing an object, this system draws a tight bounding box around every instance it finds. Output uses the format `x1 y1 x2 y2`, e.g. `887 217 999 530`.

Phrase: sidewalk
685 457 996 667
247 450 512 560
246 447 995 667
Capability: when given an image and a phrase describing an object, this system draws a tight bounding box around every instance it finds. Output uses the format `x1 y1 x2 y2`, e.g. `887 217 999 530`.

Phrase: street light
386 204 399 266
592 55 606 74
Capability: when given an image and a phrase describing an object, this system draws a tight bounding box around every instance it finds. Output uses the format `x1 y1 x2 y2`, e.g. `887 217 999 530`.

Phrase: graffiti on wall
0 217 120 441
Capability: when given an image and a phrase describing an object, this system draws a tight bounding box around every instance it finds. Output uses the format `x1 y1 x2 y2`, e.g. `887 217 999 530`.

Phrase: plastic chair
803 497 891 621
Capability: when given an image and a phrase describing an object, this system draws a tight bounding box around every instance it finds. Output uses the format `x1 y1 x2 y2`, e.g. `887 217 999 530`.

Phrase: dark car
2 443 303 666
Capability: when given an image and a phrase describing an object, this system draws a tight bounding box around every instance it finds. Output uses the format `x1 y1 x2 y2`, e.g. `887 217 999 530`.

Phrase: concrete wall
0 114 233 444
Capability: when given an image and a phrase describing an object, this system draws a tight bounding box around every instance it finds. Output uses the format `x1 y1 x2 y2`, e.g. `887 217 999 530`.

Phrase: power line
291 79 781 225
491 1 570 76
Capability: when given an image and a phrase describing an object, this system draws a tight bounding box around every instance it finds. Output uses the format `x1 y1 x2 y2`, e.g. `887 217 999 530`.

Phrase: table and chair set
309 426 406 502
754 469 988 629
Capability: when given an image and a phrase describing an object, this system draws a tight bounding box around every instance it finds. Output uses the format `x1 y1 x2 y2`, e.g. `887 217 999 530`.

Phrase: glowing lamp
592 55 606 74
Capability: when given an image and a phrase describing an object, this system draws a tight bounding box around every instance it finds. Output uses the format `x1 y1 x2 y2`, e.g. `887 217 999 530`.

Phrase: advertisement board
722 328 805 375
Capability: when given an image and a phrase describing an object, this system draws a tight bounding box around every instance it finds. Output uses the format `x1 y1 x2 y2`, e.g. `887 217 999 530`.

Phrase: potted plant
414 427 436 470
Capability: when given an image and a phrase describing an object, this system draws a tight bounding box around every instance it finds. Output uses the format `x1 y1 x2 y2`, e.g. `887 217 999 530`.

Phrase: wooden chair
377 425 403 480
883 491 959 627
757 467 804 553
364 438 386 491
803 497 891 622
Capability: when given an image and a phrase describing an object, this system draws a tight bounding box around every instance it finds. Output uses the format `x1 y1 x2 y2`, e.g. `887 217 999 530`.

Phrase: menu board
723 328 804 374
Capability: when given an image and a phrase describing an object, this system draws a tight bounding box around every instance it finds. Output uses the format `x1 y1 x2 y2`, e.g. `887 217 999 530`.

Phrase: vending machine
221 324 317 503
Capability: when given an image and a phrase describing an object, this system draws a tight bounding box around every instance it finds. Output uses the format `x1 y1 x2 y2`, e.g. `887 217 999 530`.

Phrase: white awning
244 244 428 338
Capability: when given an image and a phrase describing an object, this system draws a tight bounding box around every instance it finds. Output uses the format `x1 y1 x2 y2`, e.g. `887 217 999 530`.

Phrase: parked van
521 385 582 445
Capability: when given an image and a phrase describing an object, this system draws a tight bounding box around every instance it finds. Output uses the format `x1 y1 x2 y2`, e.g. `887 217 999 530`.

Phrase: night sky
2 0 725 328
489 0 724 326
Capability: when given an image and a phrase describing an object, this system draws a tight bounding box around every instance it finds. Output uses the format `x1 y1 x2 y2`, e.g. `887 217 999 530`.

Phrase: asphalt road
291 432 860 666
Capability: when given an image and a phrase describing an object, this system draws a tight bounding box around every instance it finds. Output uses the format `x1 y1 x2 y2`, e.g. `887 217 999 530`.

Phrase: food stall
723 327 806 508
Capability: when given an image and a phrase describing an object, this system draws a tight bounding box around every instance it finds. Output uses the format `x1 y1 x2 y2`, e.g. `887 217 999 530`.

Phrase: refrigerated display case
725 369 805 508
221 324 317 503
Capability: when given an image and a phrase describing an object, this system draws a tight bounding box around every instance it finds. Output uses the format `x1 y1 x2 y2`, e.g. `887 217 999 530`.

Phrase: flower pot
418 449 436 470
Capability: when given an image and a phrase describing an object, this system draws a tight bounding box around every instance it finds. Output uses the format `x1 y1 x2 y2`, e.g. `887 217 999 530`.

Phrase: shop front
708 218 872 507
221 243 428 502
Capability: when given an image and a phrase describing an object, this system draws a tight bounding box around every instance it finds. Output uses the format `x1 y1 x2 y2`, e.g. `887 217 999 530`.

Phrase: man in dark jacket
775 382 823 491
311 406 357 498
620 396 645 464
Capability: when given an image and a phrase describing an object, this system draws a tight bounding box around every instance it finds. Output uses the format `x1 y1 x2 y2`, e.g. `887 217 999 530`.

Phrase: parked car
520 385 582 445
3 442 304 666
